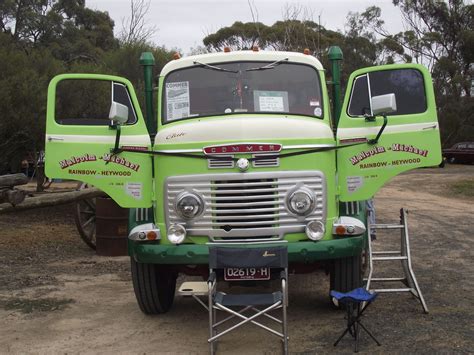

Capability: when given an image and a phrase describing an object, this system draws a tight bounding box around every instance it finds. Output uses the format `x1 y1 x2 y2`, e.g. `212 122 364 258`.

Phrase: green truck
45 47 442 314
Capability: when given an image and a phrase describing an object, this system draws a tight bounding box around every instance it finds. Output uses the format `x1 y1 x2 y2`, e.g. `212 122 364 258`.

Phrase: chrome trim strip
367 73 373 115
169 179 322 187
155 148 202 153
282 144 335 149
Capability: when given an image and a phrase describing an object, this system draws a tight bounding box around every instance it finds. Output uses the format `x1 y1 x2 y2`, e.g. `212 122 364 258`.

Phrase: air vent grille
208 155 234 169
252 154 279 168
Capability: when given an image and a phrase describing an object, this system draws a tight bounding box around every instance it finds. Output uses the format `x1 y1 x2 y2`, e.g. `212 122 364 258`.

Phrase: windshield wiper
246 58 289 72
193 61 238 73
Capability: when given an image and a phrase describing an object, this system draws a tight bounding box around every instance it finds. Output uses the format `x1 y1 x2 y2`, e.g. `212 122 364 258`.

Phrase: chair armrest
208 271 216 284
208 271 216 296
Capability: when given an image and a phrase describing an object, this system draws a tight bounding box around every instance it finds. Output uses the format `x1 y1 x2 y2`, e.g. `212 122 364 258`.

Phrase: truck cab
45 49 442 314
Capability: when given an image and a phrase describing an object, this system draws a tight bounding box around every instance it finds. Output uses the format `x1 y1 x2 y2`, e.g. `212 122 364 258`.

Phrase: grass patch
2 297 74 313
450 179 474 197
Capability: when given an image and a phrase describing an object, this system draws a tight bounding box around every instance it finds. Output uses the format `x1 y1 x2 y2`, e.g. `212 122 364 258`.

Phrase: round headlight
287 187 315 216
306 220 325 240
175 192 204 220
167 224 186 244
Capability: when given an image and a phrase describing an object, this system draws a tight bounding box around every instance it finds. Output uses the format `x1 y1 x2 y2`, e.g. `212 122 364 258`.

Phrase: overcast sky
86 0 404 53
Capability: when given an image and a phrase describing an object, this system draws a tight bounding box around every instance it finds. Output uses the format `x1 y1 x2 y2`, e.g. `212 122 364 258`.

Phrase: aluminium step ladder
365 208 429 313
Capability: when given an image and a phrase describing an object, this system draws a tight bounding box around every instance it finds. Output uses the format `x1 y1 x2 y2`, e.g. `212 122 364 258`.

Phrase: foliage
350 0 473 146
0 0 175 173
203 1 473 146
118 0 157 46
1 1 472 173
203 21 266 51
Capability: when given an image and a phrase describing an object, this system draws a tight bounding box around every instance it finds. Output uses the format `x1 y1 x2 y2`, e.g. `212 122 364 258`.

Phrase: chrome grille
165 171 326 242
213 178 277 232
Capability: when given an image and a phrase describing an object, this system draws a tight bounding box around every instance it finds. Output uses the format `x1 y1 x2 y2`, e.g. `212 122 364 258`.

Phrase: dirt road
1 165 473 354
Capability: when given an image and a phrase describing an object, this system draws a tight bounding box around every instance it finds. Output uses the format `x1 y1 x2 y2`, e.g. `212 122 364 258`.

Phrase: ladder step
373 256 408 261
370 224 404 230
366 277 406 282
372 288 412 293
372 251 401 255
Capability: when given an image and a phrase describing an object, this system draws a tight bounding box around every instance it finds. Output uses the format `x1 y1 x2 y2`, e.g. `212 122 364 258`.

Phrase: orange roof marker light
173 52 181 60
303 48 311 55
224 47 231 53
252 46 259 52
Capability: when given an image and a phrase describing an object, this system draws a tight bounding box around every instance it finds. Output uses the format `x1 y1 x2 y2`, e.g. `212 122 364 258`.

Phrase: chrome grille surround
165 171 326 243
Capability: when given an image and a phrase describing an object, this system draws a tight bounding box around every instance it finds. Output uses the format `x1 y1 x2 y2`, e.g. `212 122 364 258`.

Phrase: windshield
162 61 323 123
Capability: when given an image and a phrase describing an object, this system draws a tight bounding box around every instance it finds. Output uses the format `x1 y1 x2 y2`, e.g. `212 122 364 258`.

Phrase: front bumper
129 236 364 265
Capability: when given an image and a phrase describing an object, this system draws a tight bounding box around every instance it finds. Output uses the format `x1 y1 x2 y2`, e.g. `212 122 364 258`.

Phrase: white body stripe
46 134 151 145
155 116 334 144
47 121 435 149
337 122 438 139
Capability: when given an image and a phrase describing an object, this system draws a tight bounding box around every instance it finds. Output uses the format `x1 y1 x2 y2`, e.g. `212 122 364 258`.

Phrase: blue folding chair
208 246 289 354
331 287 381 352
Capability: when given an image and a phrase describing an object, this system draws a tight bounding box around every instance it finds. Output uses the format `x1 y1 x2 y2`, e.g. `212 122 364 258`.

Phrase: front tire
330 254 363 293
131 258 177 314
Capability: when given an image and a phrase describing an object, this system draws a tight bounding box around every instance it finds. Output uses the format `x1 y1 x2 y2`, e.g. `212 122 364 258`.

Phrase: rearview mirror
371 93 397 116
109 101 129 124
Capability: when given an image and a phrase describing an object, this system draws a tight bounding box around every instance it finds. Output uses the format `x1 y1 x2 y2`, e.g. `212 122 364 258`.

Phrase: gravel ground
0 165 473 354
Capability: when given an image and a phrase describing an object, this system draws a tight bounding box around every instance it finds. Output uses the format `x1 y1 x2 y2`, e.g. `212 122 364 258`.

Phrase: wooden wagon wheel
74 182 97 250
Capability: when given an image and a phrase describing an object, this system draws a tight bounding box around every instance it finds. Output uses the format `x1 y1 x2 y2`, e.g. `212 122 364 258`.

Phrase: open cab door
336 64 442 201
45 74 152 208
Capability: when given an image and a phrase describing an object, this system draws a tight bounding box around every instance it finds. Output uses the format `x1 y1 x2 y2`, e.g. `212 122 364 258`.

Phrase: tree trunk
0 173 28 188
36 165 45 192
0 188 106 214
0 189 27 206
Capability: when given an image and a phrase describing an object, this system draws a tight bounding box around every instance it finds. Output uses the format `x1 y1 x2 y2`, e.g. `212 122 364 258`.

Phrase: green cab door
45 74 152 208
336 64 442 201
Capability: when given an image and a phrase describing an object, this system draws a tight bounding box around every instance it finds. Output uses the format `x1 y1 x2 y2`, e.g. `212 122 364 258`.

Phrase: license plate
224 267 270 281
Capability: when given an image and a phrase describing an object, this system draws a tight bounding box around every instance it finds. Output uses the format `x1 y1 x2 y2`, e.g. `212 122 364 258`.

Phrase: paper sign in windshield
254 91 288 112
166 81 190 120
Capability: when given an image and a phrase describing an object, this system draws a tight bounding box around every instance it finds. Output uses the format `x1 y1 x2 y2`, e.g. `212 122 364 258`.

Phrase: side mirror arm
108 123 122 159
367 114 388 145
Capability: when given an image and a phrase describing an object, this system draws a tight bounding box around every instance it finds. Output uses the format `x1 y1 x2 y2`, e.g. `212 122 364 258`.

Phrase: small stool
178 281 209 310
330 287 381 352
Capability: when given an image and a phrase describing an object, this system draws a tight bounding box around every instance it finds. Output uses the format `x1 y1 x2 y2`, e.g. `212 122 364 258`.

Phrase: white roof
160 50 324 76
